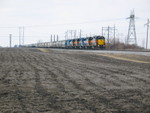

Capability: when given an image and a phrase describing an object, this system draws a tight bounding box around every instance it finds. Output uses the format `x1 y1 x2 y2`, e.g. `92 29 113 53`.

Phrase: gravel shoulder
0 48 150 113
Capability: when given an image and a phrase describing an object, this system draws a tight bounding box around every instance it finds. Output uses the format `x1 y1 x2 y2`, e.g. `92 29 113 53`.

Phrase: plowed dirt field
0 48 150 113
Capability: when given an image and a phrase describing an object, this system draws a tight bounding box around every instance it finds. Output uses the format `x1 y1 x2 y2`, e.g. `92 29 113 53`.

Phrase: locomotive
24 36 105 49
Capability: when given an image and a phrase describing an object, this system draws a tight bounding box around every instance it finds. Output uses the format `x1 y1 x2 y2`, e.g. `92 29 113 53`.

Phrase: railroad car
84 37 90 48
72 39 76 48
65 40 72 48
79 38 86 48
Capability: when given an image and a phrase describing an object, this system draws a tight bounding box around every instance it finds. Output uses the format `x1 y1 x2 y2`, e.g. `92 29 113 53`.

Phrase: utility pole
114 25 116 45
144 19 149 49
108 26 110 44
9 34 12 48
79 29 82 38
22 27 24 45
74 30 76 39
57 35 58 41
19 27 21 47
65 31 67 40
51 35 52 42
18 26 25 47
102 26 115 44
54 35 55 42
65 30 77 39
70 30 72 39
66 30 69 40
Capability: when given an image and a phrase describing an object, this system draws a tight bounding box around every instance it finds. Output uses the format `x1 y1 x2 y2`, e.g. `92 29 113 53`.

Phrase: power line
0 35 64 37
0 26 19 28
0 18 125 28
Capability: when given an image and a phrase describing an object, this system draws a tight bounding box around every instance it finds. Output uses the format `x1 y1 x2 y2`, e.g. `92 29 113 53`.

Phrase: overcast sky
0 0 150 48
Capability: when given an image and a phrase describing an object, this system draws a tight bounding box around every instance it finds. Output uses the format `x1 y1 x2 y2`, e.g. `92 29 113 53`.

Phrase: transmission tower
127 10 137 45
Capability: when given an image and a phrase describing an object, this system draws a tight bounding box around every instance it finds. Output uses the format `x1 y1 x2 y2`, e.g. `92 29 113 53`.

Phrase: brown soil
0 48 150 113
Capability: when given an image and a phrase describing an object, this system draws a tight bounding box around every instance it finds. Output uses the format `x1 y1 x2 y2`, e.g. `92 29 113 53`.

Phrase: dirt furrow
0 48 150 113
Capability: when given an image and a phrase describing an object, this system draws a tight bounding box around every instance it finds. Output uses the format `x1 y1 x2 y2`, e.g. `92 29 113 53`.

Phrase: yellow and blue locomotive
65 36 105 49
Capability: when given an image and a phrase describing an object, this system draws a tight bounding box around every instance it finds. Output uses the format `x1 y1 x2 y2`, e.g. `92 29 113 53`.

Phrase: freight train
24 36 105 49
